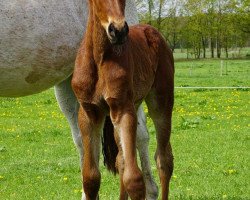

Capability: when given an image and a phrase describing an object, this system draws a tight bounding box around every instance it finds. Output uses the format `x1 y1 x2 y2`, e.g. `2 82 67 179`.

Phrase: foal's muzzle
108 22 129 45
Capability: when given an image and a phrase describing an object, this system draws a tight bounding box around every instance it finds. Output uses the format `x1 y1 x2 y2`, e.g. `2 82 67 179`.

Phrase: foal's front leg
78 104 104 200
107 99 146 200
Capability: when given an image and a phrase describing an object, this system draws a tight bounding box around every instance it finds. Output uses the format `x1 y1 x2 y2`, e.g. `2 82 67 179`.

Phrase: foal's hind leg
145 89 174 200
145 41 174 199
146 49 174 200
136 105 158 200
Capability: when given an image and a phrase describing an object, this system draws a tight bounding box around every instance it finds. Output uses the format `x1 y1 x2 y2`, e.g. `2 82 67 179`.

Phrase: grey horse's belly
0 0 87 97
0 0 138 97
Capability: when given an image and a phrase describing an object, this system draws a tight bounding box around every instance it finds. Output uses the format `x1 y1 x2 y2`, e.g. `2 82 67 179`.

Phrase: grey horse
0 0 158 199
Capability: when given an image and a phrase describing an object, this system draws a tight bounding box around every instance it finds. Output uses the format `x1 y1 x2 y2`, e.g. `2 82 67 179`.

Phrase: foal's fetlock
83 170 101 200
123 169 146 200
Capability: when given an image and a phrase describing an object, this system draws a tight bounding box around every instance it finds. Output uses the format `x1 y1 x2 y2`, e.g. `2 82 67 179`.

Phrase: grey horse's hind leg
137 106 159 200
54 76 86 200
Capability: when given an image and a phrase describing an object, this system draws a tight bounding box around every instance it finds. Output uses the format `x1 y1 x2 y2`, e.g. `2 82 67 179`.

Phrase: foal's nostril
108 23 116 37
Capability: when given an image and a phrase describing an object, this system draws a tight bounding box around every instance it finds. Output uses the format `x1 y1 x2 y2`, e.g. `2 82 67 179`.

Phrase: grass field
173 47 250 60
0 59 249 199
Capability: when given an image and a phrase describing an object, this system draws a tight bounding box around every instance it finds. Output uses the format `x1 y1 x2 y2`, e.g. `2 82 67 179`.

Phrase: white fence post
220 60 223 76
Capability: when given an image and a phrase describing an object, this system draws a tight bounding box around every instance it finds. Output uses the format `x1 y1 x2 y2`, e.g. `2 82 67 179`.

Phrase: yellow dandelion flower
228 169 237 175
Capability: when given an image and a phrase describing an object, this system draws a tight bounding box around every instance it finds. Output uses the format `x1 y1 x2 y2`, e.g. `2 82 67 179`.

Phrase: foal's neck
86 2 111 65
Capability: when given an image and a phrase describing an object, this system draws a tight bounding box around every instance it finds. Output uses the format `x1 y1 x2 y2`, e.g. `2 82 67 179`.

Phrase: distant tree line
135 0 250 58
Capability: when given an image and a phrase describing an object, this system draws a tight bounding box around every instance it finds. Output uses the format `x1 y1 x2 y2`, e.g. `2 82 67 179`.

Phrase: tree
135 0 154 25
163 0 185 52
135 0 250 59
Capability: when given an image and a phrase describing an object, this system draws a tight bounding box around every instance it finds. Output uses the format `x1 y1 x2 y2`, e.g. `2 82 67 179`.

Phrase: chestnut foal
72 0 174 199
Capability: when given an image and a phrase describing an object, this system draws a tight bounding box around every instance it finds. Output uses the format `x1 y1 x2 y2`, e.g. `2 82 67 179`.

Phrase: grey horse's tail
102 116 118 174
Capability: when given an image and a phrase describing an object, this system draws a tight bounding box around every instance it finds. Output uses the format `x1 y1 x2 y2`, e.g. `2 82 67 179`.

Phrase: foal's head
91 0 129 45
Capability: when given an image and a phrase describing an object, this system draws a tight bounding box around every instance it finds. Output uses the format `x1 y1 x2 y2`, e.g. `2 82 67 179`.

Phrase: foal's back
125 24 174 103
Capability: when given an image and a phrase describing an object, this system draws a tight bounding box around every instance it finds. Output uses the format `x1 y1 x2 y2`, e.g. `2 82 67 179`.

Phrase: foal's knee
83 169 101 199
123 168 146 199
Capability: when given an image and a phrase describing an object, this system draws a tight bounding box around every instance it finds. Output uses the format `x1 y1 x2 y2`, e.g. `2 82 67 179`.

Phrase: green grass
0 59 249 199
173 47 250 60
175 59 250 87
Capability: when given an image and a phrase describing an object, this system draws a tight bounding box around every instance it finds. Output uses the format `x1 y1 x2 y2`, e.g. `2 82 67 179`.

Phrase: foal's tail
102 116 118 174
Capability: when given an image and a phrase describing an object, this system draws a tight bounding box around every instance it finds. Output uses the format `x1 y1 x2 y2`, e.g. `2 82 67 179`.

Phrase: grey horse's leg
55 76 83 163
137 106 159 200
54 76 86 200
